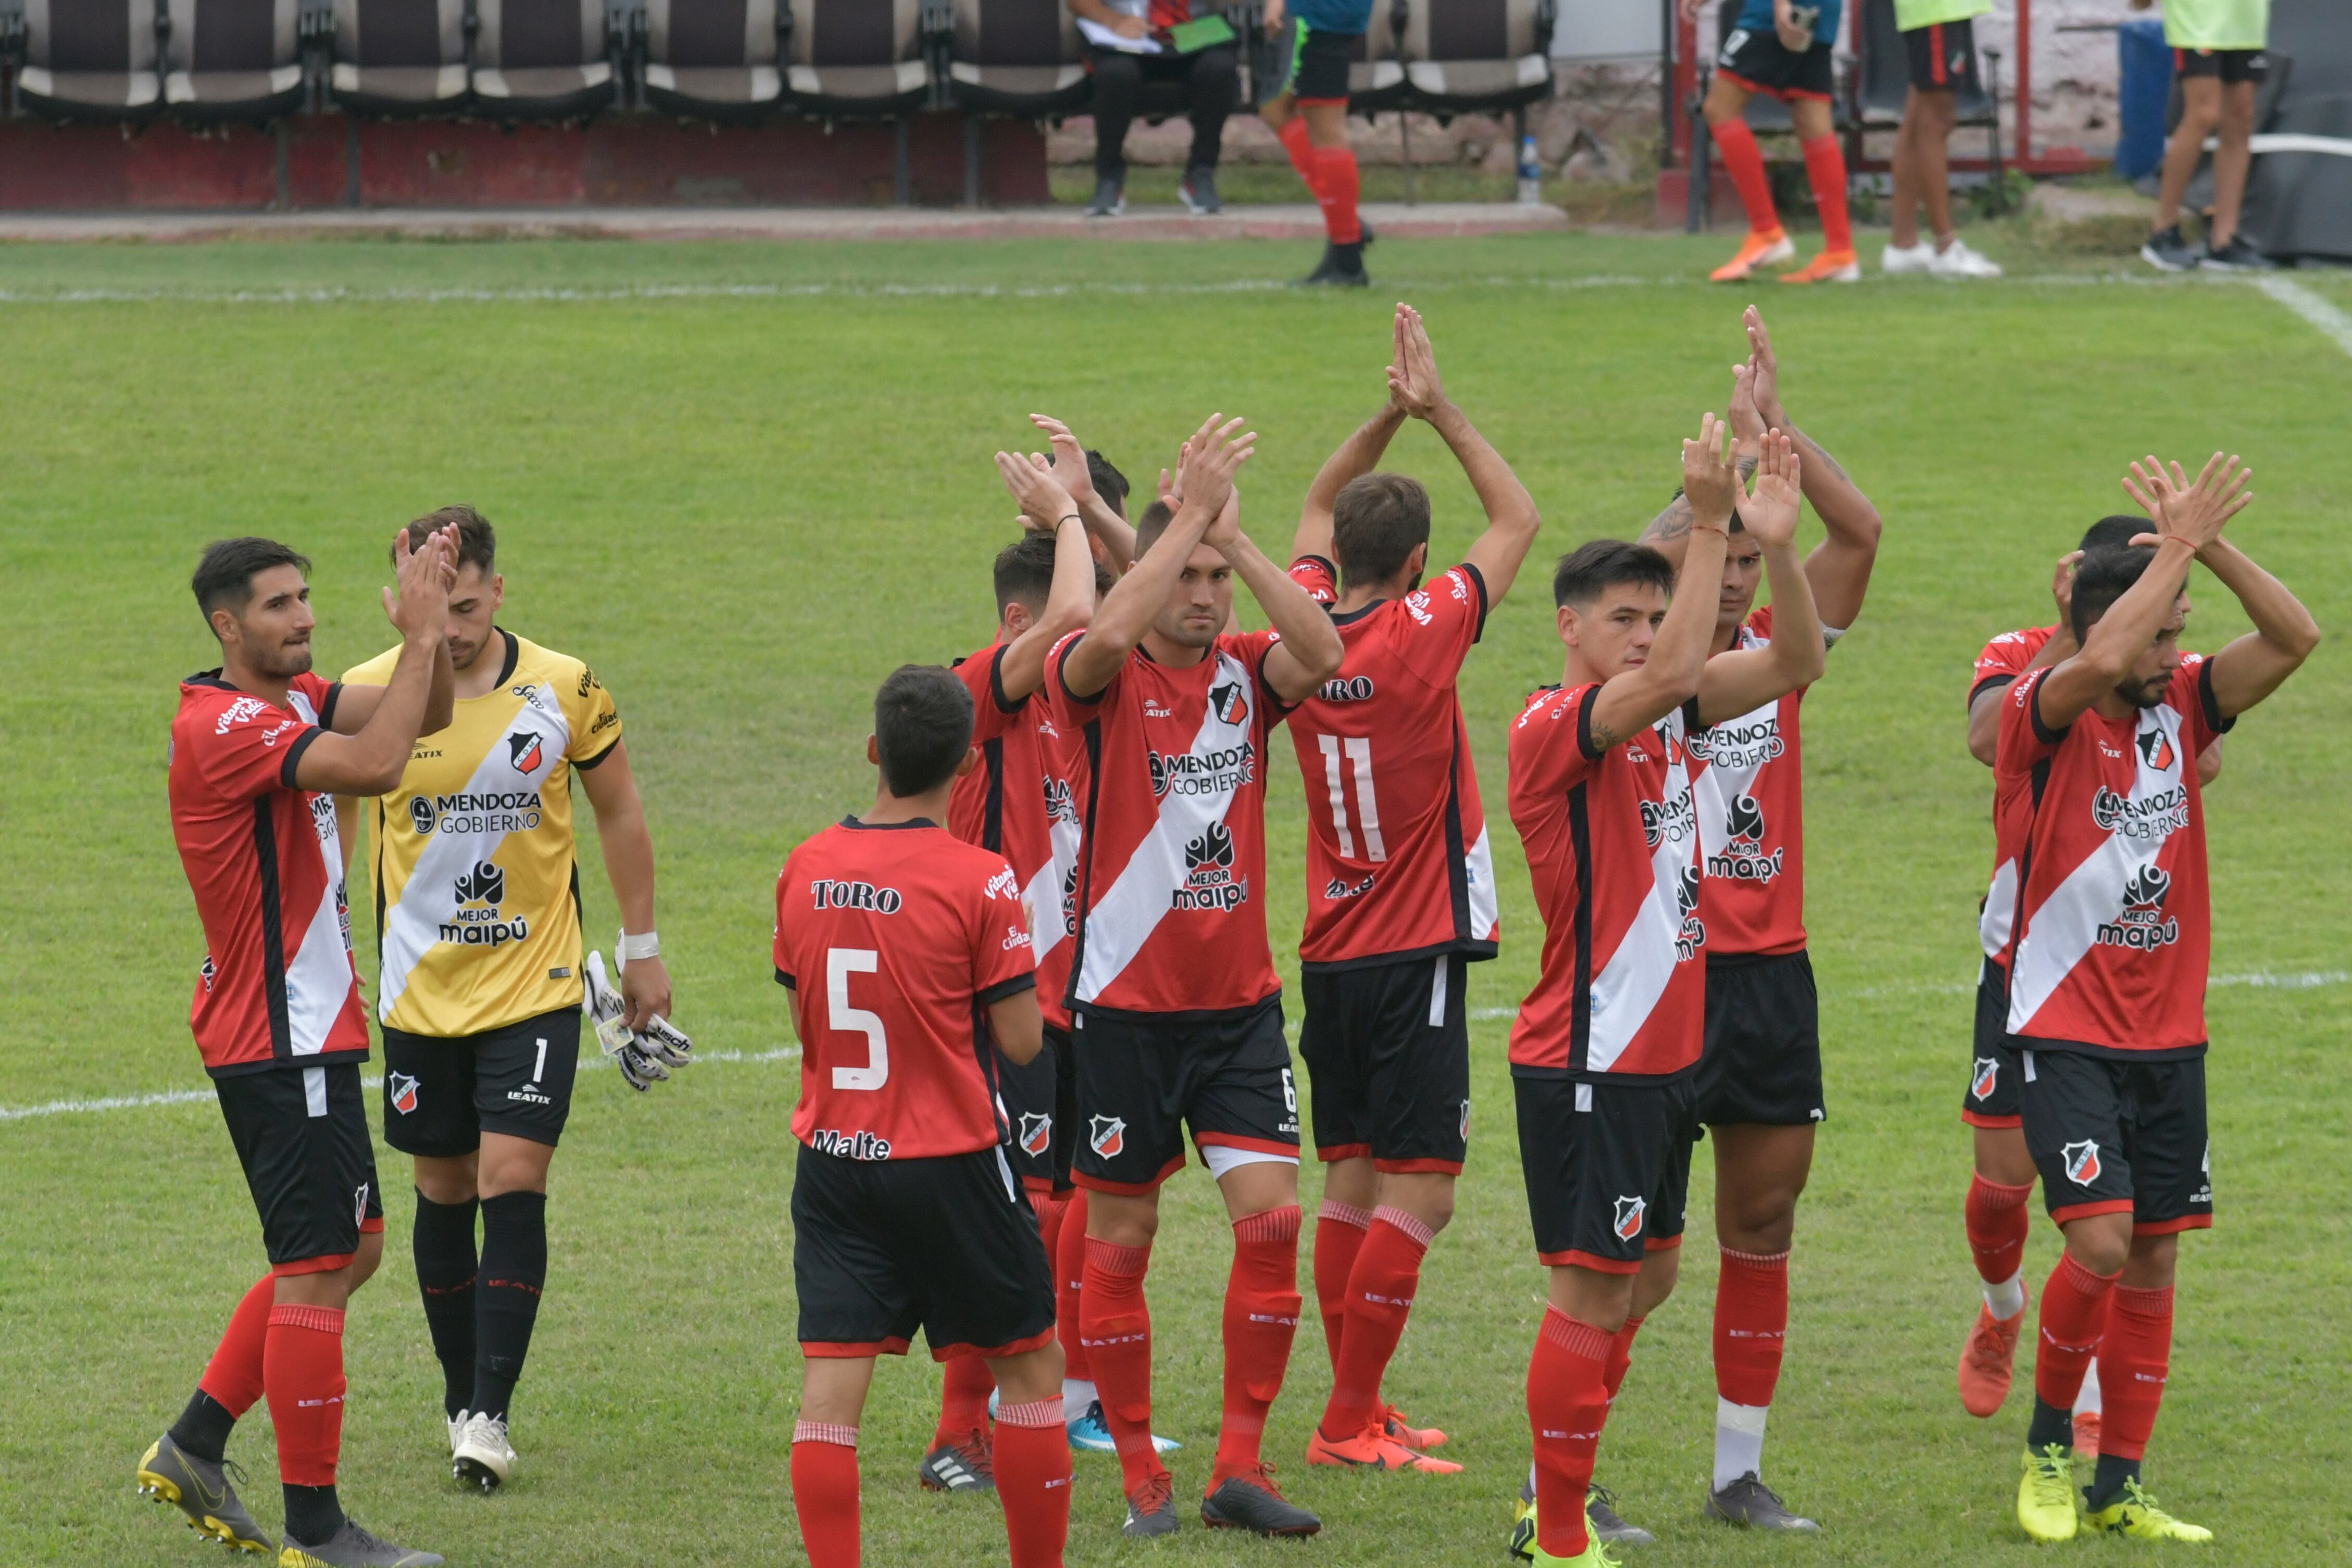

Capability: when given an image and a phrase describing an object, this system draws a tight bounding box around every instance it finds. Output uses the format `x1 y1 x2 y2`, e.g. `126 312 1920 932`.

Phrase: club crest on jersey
389 1072 421 1115
2135 729 2177 773
1706 792 1785 884
2097 862 2180 951
1018 1112 1053 1158
1612 1195 1646 1241
1175 823 1247 911
1970 1057 1999 1102
1207 680 1250 727
507 730 545 775
1089 1115 1126 1157
2061 1139 2102 1186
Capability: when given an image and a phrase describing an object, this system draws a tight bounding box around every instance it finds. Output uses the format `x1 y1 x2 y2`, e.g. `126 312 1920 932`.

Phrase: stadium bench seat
944 0 1084 117
329 0 469 112
161 0 308 120
1395 0 1553 119
1347 2 1405 114
15 0 164 119
785 0 930 118
472 0 616 118
641 0 785 119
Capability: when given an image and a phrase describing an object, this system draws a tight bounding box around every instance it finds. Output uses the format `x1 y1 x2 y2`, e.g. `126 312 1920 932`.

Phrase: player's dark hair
1553 540 1676 609
2079 515 2152 554
993 535 1058 619
1332 472 1431 589
2068 546 2155 644
192 537 311 629
1133 498 1177 560
1089 451 1130 518
873 664 974 798
395 505 496 575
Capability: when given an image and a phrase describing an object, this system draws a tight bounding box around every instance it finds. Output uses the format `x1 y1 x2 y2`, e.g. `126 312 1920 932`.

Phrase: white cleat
446 1410 468 1457
451 1411 516 1492
1880 241 1935 274
1929 237 2004 278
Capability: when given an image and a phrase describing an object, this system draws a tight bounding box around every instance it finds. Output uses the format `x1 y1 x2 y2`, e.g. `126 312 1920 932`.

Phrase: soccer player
776 664 1071 1568
1283 304 1540 1474
1508 422 1825 1568
1881 0 2003 277
1046 415 1345 1537
1259 0 1374 287
2134 0 2273 271
1633 307 1878 1532
1955 517 2224 1451
335 506 680 1493
1680 0 1859 284
144 528 457 1568
1998 454 2314 1542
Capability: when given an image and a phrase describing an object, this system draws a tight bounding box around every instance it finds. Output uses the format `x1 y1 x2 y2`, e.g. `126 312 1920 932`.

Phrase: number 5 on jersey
827 948 888 1090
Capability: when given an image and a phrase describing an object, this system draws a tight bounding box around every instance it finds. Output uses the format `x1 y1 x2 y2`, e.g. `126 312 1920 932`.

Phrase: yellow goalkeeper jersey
343 630 622 1038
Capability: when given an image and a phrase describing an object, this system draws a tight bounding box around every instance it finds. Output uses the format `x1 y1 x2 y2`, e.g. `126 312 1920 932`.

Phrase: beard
2122 674 2169 709
250 639 315 680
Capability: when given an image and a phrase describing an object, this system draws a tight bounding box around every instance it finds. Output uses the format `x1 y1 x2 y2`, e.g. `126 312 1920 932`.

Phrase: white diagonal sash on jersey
284 689 357 1055
1691 684 1778 867
376 687 572 1020
1587 719 1695 1073
1979 856 2019 960
1466 824 1499 941
1029 814 1082 962
1075 648 1254 1006
2007 706 2191 1032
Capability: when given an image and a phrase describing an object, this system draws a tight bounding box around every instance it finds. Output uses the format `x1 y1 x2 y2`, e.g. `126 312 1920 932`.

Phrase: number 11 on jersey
1317 733 1387 863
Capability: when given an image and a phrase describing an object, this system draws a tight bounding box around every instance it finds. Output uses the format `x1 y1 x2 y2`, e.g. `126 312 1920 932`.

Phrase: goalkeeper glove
615 932 694 1067
585 949 669 1092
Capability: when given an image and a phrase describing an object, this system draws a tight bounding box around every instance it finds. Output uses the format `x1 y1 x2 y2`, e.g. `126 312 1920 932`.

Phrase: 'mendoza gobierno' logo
2091 783 2187 842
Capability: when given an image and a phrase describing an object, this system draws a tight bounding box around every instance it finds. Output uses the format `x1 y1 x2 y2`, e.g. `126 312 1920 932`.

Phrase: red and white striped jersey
1997 660 2231 1057
774 819 1039 1160
1044 629 1293 1019
1688 605 1808 957
1971 624 2059 965
1508 683 1707 1081
1284 556 1500 970
169 672 369 1077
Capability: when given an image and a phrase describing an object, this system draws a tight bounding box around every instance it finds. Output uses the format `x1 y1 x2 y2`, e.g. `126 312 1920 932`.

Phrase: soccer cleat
1066 1398 1179 1454
2072 1411 2102 1460
2016 1444 2081 1543
2087 1478 2212 1542
1382 1403 1447 1450
1957 1302 2025 1417
1509 1502 1624 1566
1929 238 2004 278
445 1410 468 1457
2200 234 2273 272
1587 1485 1654 1547
136 1434 274 1556
917 1428 995 1493
2142 225 2200 272
1122 1472 1181 1538
1179 167 1222 215
277 1520 445 1567
1707 1472 1820 1531
1303 1419 1462 1474
1881 240 1935 274
1086 177 1125 218
1710 228 1795 282
1297 243 1369 288
1201 1463 1322 1536
1776 248 1861 285
451 1411 515 1492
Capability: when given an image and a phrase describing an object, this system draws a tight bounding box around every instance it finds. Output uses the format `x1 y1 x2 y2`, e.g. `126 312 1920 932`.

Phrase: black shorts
792 1141 1056 1361
1002 1025 1078 1196
1070 997 1301 1194
1514 1072 1699 1274
2174 47 2267 85
381 1006 581 1158
1278 22 1356 104
2018 1047 2212 1236
1963 958 2024 1127
1299 953 1471 1173
1903 16 1982 95
1695 950 1824 1128
1717 28 1835 102
215 1062 385 1273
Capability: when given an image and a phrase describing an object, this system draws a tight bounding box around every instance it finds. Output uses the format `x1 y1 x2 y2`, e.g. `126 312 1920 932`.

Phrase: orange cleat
1382 1404 1448 1451
2073 1411 2102 1460
1305 1420 1463 1475
1777 248 1861 284
1711 228 1796 282
1957 1302 2025 1418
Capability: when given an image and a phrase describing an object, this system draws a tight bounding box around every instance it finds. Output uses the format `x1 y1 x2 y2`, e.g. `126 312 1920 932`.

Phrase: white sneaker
1881 241 1935 274
446 1409 469 1456
452 1411 516 1491
1929 237 2003 278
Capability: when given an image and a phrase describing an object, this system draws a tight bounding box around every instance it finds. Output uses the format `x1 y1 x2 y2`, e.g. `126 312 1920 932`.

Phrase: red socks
1215 1205 1303 1486
1080 1235 1161 1494
1312 1199 1372 1373
1711 118 1781 236
2097 1284 2173 1462
1277 116 1320 195
262 1303 345 1487
995 1397 1072 1568
934 1354 995 1450
1966 1174 2034 1292
1528 1307 1614 1560
2034 1251 2120 1409
1312 143 1361 244
1800 135 1853 253
1606 1314 1646 1407
1713 1247 1790 1410
1321 1206 1430 1438
790 1422 860 1568
1057 1191 1091 1382
197 1275 275 1419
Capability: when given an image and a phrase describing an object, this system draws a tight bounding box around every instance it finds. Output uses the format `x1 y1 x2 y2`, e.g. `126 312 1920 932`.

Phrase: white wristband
618 930 660 962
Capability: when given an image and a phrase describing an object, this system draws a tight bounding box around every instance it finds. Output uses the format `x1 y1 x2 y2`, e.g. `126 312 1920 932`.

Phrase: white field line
2254 276 2352 359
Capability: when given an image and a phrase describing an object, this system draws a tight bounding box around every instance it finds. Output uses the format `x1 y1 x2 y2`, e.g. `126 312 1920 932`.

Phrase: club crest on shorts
1612 1195 1645 1242
1018 1112 1053 1158
2061 1139 2103 1186
389 1071 421 1115
1971 1057 1999 1101
1459 1099 1472 1140
1089 1114 1126 1158
353 1182 370 1226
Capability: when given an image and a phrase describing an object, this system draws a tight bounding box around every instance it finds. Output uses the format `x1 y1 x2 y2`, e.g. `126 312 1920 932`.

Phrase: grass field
3 230 2348 1567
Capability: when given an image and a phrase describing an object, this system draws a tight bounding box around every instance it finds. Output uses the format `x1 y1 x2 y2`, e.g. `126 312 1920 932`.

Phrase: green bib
2162 0 2269 51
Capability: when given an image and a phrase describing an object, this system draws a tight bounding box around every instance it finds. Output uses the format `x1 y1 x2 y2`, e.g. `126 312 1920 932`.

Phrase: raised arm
1742 307 1881 630
1292 403 1406 568
1698 432 1828 723
992 449 1100 703
1209 487 1346 703
577 739 672 1028
1590 415 1738 747
1034 414 1139 571
1966 553 2084 766
2195 535 2319 718
295 526 457 796
1385 304 1543 604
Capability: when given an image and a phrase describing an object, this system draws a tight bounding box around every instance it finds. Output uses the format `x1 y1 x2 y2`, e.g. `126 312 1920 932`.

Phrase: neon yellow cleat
1508 1501 1623 1566
2088 1479 2212 1542
2016 1445 2081 1543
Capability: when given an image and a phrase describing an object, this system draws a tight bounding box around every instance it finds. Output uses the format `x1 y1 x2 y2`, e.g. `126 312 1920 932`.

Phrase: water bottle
1515 132 1541 205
